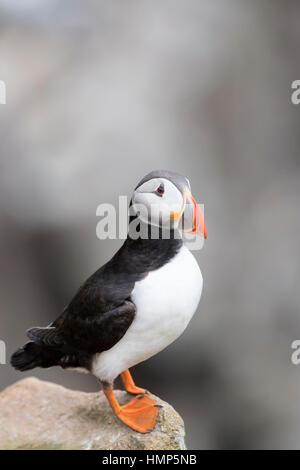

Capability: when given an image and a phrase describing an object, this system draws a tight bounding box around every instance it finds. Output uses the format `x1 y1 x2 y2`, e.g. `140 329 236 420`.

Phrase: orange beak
189 195 207 239
170 190 207 239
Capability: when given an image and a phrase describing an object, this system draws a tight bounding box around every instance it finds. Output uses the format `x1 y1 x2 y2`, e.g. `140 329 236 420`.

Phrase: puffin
11 170 206 433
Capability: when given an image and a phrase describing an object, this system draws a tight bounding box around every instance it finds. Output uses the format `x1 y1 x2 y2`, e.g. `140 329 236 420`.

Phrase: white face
131 177 184 230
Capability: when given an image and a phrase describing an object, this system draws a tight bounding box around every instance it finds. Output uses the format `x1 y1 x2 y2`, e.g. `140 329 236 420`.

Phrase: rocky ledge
0 377 186 450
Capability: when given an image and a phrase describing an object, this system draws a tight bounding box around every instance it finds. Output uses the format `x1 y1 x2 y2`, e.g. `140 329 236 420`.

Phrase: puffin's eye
155 183 165 197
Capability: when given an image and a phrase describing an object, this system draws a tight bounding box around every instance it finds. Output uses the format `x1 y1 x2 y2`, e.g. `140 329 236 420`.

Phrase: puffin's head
131 170 206 238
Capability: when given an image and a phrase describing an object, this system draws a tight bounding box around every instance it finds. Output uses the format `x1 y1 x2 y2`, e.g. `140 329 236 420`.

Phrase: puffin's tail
10 341 63 372
11 342 44 371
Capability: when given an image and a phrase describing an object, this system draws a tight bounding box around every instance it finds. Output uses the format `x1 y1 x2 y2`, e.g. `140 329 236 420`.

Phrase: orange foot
120 369 146 395
103 388 162 433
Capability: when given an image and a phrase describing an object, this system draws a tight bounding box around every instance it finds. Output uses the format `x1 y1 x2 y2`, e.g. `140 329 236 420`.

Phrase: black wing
27 300 136 355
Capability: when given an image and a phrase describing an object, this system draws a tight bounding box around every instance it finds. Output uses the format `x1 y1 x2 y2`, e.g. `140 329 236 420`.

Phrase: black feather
10 342 62 371
26 327 64 347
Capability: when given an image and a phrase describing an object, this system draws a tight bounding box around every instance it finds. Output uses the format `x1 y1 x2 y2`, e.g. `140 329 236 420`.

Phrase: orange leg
120 369 146 395
103 387 161 433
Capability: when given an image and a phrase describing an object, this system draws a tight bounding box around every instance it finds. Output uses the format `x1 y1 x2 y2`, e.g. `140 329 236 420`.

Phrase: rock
0 377 186 450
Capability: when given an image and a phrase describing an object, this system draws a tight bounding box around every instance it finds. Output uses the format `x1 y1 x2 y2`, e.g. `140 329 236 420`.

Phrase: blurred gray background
1 0 300 449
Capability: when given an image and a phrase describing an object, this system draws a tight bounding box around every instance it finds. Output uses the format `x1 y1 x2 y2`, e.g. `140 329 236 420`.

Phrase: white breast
92 245 203 383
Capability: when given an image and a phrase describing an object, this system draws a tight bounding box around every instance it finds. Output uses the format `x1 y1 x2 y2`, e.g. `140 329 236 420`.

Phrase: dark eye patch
155 183 165 197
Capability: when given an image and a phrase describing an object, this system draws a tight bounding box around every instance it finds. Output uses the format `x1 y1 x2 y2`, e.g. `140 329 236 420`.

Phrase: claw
137 390 149 399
